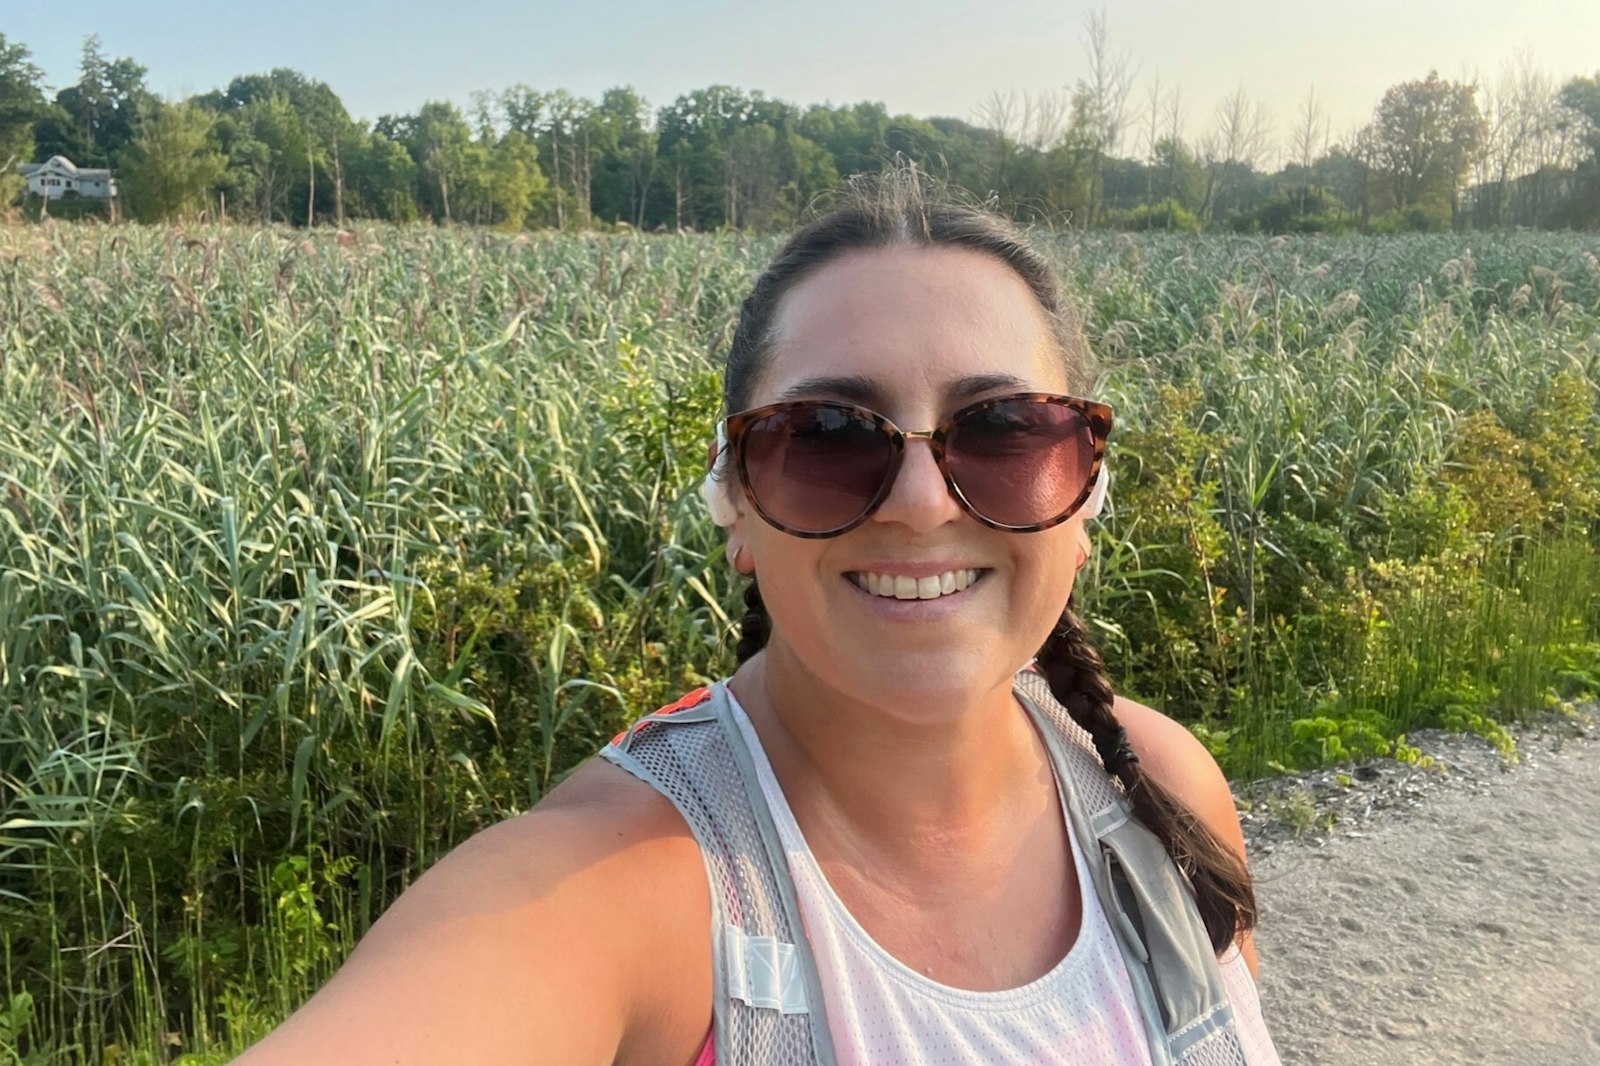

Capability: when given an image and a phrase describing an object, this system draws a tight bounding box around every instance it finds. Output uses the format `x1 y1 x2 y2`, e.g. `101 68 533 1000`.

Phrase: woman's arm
231 762 712 1066
1112 695 1261 980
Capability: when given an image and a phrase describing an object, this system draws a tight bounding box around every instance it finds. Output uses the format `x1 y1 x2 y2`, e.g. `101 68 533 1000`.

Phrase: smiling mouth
847 569 986 601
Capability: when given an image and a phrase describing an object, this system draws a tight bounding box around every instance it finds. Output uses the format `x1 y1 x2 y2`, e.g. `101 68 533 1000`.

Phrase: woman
237 171 1279 1065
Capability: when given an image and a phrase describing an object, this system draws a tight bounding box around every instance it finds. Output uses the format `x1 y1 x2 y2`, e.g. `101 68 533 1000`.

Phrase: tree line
2 27 1598 232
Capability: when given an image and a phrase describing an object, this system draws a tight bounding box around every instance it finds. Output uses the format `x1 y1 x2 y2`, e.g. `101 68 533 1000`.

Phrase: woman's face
730 244 1090 721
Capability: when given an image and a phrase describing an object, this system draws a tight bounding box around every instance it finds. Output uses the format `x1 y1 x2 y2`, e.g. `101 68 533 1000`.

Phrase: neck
728 642 1054 877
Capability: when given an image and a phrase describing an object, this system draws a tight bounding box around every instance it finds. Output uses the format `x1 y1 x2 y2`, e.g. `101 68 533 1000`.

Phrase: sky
4 0 1597 163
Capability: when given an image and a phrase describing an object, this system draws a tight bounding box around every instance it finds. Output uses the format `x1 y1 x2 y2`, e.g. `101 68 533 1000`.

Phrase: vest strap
723 925 810 1015
605 676 1253 1066
709 684 841 1065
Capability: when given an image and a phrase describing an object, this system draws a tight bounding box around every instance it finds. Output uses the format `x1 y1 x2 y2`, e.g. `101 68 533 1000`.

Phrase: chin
830 645 1019 723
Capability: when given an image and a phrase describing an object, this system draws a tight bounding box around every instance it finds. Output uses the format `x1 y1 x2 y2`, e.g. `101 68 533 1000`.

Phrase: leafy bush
1102 197 1202 233
1232 188 1354 234
1368 207 1450 233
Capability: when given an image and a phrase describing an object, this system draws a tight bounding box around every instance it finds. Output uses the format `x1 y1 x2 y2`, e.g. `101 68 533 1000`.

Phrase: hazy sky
4 0 1596 163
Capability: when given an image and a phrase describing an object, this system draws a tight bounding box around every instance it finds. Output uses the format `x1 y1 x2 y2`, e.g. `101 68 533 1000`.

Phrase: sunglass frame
719 391 1114 538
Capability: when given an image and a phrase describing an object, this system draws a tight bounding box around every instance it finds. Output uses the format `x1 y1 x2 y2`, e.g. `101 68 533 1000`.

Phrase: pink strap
693 1030 715 1066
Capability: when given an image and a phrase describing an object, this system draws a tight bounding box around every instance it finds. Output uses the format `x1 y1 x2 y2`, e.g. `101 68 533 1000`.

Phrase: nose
869 437 963 532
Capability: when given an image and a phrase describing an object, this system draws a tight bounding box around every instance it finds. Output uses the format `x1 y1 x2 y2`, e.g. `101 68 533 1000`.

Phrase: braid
735 579 771 664
1037 597 1258 954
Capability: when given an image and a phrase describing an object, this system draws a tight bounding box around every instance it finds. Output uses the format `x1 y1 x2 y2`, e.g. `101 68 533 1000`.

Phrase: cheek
1016 528 1084 614
750 536 828 615
1025 524 1083 576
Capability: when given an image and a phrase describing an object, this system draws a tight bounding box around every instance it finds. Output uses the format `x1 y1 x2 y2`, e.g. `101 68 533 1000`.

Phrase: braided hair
1035 600 1257 951
720 167 1256 954
734 580 770 666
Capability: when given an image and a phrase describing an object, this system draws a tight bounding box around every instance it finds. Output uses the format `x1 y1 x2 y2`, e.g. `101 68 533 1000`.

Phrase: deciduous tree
1369 71 1485 227
0 33 46 205
588 87 656 227
39 36 152 167
486 130 546 230
1555 72 1600 226
119 101 227 221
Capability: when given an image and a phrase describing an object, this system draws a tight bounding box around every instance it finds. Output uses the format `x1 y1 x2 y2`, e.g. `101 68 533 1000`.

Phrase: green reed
1 226 1597 1061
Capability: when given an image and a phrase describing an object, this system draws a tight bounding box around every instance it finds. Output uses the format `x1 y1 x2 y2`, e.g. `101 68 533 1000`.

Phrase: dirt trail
1250 720 1600 1065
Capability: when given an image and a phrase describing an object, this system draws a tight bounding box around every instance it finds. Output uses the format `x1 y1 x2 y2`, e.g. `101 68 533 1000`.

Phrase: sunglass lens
946 400 1095 528
741 406 895 533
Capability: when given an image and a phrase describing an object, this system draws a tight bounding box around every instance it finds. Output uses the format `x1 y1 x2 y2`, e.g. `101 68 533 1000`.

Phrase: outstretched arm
232 762 712 1066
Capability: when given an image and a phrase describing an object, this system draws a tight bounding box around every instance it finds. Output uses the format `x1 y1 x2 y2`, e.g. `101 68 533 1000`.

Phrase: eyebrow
773 373 1032 407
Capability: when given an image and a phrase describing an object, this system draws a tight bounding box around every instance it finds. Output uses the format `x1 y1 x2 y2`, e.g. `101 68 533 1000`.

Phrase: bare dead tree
975 90 1023 192
1140 75 1163 162
1292 85 1329 172
1485 51 1566 225
976 90 1021 140
1213 83 1274 169
1196 128 1220 226
331 136 345 226
1073 7 1137 225
1159 85 1188 210
1139 75 1163 207
1349 122 1379 231
1290 85 1330 215
1196 85 1272 227
1024 90 1070 151
1079 9 1137 156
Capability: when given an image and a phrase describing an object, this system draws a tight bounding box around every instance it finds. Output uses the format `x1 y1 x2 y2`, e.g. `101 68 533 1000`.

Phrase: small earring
731 545 755 575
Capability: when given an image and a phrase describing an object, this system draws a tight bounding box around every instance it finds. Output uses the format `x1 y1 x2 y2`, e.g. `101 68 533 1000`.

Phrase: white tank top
727 692 1277 1066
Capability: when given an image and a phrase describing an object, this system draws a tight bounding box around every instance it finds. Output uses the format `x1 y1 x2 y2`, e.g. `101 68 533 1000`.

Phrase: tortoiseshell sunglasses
716 392 1113 538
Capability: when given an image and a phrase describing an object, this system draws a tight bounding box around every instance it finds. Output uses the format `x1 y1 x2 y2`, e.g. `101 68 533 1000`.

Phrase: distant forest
3 23 1598 232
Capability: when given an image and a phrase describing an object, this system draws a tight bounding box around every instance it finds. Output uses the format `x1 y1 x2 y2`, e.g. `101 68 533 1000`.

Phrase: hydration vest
600 672 1259 1066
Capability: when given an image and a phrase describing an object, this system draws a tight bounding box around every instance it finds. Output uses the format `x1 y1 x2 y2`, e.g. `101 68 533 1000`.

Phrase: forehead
754 245 1068 409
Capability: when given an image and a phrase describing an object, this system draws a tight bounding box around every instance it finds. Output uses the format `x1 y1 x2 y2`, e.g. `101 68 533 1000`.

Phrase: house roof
15 155 114 180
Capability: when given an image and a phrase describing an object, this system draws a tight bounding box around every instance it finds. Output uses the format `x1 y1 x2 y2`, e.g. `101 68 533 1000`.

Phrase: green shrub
1102 198 1202 233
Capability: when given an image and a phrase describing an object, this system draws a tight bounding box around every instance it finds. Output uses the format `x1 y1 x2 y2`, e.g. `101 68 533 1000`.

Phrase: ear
1073 463 1108 570
1083 463 1109 520
701 470 741 528
721 499 757 576
725 531 755 575
702 467 755 574
705 421 757 574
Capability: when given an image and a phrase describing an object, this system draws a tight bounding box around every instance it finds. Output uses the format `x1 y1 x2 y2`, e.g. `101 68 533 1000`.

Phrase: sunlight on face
737 244 1088 722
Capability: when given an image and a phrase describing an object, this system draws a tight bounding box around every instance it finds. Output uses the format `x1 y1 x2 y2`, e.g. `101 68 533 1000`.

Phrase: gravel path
1242 705 1600 1065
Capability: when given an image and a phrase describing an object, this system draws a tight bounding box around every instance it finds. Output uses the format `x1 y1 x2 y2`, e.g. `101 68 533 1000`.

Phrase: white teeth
853 569 982 600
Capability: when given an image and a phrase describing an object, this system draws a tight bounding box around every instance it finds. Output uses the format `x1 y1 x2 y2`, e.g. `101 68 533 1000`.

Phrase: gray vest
600 672 1257 1065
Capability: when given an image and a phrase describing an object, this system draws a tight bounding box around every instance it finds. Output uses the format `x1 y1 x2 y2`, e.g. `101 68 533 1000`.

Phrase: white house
16 156 118 200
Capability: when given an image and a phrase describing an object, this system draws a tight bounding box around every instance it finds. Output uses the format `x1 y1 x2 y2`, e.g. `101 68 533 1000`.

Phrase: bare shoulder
1111 695 1261 975
234 757 711 1066
1110 696 1235 827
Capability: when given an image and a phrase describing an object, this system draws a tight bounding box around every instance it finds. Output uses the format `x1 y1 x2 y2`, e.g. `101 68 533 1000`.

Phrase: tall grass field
2 225 1598 1063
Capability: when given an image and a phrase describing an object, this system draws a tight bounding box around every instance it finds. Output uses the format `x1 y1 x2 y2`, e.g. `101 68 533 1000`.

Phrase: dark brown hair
721 166 1255 954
